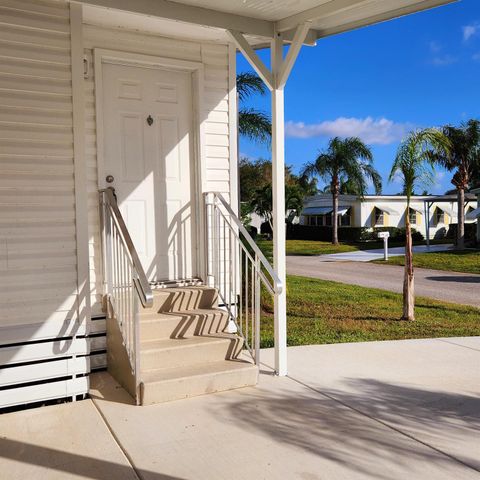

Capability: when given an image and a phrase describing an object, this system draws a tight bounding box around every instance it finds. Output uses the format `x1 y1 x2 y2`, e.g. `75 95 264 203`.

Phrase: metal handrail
205 192 282 364
209 192 283 295
100 187 153 308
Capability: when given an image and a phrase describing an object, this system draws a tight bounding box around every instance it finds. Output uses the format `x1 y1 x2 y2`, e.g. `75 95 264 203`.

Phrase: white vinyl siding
0 0 93 408
0 0 79 330
83 24 232 314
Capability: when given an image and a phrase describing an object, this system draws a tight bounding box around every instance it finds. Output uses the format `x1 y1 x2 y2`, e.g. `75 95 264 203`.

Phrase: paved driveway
319 243 453 262
287 256 480 307
1 338 479 479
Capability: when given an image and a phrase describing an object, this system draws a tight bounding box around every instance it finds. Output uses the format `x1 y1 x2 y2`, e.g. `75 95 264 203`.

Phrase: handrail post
255 254 261 365
133 289 141 405
205 192 215 287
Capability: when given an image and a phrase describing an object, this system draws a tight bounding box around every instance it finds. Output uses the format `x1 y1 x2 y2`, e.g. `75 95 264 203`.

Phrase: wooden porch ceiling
79 0 456 47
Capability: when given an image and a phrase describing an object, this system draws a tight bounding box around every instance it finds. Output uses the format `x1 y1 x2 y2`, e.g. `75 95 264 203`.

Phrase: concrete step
140 360 258 405
139 308 229 341
148 287 218 313
140 334 243 371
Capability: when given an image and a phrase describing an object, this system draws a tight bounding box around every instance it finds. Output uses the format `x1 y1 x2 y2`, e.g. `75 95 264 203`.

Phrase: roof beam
227 30 274 90
283 27 317 46
276 0 369 33
77 0 274 38
277 22 311 88
312 0 458 39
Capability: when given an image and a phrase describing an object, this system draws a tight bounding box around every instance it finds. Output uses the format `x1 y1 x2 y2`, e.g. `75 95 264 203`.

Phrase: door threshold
150 278 203 289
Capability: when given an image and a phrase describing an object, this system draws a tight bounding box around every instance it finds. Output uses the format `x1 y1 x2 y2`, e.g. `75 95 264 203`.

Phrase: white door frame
93 48 206 281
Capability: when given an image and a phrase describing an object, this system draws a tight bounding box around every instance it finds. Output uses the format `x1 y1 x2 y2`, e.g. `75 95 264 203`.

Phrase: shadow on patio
0 437 186 480
217 376 480 478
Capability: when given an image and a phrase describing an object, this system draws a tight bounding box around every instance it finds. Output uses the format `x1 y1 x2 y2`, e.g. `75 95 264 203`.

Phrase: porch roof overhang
436 205 454 216
303 207 333 215
409 205 424 214
303 206 350 215
466 207 480 221
374 205 400 215
79 0 456 47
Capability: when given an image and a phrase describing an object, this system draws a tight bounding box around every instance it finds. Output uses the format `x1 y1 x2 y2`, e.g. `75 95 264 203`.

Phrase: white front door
102 62 196 281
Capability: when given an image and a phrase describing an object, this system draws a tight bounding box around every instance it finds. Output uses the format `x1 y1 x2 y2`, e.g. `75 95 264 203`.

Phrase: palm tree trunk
457 188 465 250
332 190 339 245
403 215 415 321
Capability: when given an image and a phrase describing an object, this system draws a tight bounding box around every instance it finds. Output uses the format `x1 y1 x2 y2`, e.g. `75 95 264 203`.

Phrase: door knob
106 175 114 183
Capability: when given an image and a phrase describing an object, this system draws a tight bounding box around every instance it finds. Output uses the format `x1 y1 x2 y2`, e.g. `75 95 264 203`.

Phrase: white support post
271 32 288 376
228 24 309 377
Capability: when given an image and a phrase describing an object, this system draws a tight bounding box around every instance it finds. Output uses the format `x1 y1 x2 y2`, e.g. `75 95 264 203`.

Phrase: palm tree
237 72 271 143
429 119 480 250
389 129 451 321
301 137 382 245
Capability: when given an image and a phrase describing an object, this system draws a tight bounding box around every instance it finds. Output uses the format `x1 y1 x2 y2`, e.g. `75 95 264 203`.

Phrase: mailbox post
378 231 390 261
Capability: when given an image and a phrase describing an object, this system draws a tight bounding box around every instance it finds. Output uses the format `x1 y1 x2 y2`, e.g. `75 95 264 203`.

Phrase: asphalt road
287 256 480 308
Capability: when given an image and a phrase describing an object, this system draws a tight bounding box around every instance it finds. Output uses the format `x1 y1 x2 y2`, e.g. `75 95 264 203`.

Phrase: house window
306 215 323 226
409 208 418 225
435 208 445 225
374 208 384 226
324 213 332 226
340 208 352 226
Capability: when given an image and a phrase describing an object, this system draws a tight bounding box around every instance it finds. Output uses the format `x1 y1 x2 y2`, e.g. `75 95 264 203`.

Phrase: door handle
106 175 114 183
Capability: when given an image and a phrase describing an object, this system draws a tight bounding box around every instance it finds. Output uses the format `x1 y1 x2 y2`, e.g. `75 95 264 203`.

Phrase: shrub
287 224 424 243
360 226 424 242
287 224 367 242
447 223 477 245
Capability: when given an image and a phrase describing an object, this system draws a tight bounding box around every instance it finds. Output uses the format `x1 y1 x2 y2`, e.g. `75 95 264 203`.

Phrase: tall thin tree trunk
332 190 339 245
457 187 465 250
403 215 415 321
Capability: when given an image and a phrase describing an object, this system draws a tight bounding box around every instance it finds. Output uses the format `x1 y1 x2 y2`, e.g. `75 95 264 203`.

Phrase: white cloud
463 23 479 41
429 41 442 53
427 41 457 66
431 54 458 66
434 171 447 189
285 117 413 145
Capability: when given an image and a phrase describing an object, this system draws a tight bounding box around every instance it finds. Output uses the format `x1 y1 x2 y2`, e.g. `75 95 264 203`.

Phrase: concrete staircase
135 286 258 405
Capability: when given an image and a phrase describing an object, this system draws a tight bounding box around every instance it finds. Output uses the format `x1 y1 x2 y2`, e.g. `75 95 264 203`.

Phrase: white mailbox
377 231 390 260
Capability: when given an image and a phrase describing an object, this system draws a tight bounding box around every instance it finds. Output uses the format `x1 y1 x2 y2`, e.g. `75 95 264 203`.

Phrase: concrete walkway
287 256 480 307
0 400 137 479
318 243 453 262
1 338 479 479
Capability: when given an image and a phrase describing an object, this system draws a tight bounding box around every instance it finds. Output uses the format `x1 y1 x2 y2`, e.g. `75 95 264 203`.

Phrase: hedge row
286 224 424 242
446 223 477 244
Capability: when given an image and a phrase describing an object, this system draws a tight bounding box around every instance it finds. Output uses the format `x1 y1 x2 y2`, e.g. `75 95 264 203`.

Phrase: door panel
102 62 195 282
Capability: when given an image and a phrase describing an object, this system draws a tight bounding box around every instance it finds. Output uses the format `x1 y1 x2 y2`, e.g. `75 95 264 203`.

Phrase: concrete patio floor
1 337 479 479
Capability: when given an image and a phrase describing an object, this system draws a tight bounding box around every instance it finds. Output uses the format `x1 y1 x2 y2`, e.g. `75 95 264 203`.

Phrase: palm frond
236 72 267 102
390 128 447 200
301 136 380 197
238 108 271 143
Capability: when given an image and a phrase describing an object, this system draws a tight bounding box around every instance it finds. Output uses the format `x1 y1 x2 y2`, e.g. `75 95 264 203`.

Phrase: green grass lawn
259 275 480 348
257 239 358 259
373 250 480 274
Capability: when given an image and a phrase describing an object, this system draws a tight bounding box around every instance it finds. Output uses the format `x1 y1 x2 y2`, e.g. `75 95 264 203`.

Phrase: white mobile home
301 194 478 239
0 0 455 409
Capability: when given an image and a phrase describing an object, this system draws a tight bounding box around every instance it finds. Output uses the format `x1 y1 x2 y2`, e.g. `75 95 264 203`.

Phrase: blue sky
237 0 480 194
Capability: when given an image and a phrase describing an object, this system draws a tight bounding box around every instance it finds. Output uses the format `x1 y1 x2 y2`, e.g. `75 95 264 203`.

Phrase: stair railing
205 192 282 364
99 187 153 385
